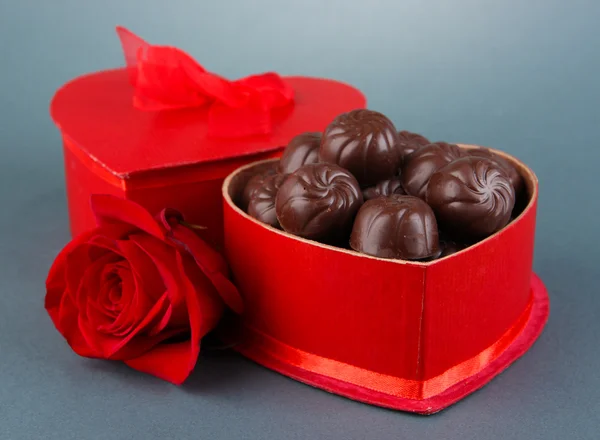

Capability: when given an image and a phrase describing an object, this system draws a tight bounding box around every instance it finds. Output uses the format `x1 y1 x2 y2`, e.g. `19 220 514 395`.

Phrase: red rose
45 195 243 384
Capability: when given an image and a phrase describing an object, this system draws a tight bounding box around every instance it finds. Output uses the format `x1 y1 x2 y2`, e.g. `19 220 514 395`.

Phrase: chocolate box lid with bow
50 27 366 247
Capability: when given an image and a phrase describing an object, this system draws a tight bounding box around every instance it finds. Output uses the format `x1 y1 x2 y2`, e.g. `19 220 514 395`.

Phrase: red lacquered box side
221 153 548 413
421 162 539 381
223 165 427 380
63 135 282 248
63 138 125 236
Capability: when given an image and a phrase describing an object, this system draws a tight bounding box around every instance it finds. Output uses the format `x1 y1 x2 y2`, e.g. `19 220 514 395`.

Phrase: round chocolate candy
467 147 524 195
426 156 516 239
278 132 321 175
275 163 363 241
401 142 465 199
247 173 286 228
397 130 430 160
319 109 400 186
350 195 440 260
241 165 278 210
362 177 406 201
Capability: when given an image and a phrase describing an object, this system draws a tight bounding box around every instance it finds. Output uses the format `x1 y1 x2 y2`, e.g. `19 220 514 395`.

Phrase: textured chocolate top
247 173 286 228
362 177 406 201
426 156 516 239
467 147 524 195
319 109 400 186
350 195 440 260
401 142 465 199
275 163 363 241
278 132 321 175
397 130 430 160
241 164 278 210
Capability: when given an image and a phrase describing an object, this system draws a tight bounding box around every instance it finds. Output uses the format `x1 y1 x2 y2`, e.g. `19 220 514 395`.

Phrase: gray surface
1 0 599 438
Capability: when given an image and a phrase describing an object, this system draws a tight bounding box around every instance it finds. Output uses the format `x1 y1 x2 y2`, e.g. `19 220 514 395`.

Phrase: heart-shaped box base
222 146 549 414
231 274 548 414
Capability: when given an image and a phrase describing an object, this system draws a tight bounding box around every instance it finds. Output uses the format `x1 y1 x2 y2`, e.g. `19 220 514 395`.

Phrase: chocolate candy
397 130 430 160
401 142 465 199
362 177 406 201
319 109 400 186
278 132 321 174
438 239 465 258
241 165 278 210
275 163 363 241
247 173 286 228
467 147 524 195
350 195 440 260
426 156 515 239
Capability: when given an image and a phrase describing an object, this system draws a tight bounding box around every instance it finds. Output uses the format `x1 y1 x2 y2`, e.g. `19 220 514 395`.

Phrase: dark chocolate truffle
241 165 278 210
275 163 363 241
362 177 406 201
426 156 515 239
397 130 430 160
350 195 440 260
467 147 524 195
401 142 465 199
319 109 400 186
278 132 321 174
247 173 286 228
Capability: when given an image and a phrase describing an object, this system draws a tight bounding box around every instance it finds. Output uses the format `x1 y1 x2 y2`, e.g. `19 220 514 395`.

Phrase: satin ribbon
116 27 294 138
237 294 534 400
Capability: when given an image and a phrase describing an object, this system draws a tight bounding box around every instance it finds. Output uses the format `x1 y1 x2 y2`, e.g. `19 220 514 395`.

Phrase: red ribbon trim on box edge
115 26 294 139
237 292 534 400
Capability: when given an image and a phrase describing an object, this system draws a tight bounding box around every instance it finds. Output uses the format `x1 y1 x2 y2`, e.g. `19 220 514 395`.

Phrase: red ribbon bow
116 26 295 138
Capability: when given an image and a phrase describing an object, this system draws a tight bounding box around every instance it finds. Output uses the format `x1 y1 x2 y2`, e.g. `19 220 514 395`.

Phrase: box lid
50 67 365 180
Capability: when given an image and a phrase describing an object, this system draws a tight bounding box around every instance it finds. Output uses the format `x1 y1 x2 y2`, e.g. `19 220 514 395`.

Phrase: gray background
1 0 599 438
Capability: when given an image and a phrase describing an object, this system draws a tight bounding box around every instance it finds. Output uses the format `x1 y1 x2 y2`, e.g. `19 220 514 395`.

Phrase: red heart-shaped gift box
222 147 549 414
50 70 365 248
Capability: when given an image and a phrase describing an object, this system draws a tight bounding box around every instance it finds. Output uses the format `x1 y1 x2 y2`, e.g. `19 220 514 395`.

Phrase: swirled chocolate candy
401 142 465 199
397 130 430 160
278 132 321 174
319 109 400 186
350 195 440 260
362 177 406 201
426 156 515 239
467 147 524 195
247 173 286 228
241 164 278 210
275 163 363 241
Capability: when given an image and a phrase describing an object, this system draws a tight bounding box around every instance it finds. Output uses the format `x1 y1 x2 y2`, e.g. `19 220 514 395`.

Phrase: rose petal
50 287 99 358
123 341 195 385
169 221 244 314
124 253 222 384
179 255 224 334
87 224 139 242
129 234 189 327
159 211 228 273
103 268 139 337
75 255 122 322
148 304 173 337
116 239 165 302
90 195 166 240
77 292 181 360
46 229 97 312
